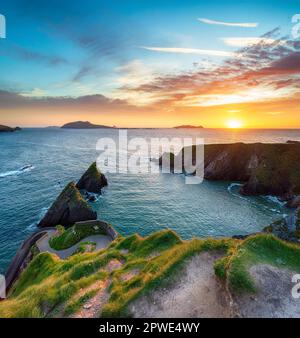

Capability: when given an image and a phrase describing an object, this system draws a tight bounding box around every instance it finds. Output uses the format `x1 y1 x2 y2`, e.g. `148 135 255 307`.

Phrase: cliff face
76 162 107 193
159 143 300 199
37 182 97 228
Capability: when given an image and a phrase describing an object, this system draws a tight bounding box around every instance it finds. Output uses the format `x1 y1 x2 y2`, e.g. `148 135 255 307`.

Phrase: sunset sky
0 0 299 128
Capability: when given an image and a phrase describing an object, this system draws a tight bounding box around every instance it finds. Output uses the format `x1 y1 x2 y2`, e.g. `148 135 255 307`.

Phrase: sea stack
76 162 108 194
37 182 97 228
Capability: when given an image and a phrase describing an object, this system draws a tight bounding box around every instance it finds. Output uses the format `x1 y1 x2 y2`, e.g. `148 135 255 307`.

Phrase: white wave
25 206 49 231
264 195 285 207
25 222 37 231
227 182 284 215
227 182 243 193
0 165 35 178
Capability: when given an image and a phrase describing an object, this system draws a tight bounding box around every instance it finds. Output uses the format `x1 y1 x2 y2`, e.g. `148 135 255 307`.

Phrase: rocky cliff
0 125 21 132
264 207 300 242
76 162 107 193
159 143 300 201
37 182 97 228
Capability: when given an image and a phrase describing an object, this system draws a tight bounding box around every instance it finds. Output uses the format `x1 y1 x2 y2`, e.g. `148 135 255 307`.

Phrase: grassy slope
1 230 300 318
214 234 300 293
49 223 107 250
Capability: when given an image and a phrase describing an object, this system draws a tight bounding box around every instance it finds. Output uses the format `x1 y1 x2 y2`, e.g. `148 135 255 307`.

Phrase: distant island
0 125 21 132
174 125 204 129
45 126 60 129
61 121 116 129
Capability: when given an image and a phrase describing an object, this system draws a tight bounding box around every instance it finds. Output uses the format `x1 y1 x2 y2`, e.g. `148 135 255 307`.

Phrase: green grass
49 223 107 250
64 289 98 315
214 233 300 293
71 241 97 255
2 229 300 318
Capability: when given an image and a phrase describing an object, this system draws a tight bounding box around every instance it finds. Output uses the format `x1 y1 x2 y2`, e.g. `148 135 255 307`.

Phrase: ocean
0 128 299 274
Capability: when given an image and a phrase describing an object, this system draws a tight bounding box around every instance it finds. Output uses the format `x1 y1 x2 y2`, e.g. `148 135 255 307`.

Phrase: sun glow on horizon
226 119 244 129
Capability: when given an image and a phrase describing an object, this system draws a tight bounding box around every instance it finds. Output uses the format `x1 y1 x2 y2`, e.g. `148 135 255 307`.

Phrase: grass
71 241 97 255
49 223 107 250
214 233 300 293
2 229 300 318
64 289 98 315
102 234 234 317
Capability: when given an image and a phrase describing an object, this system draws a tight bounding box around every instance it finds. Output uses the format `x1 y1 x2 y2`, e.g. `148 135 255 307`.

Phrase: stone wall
74 220 119 240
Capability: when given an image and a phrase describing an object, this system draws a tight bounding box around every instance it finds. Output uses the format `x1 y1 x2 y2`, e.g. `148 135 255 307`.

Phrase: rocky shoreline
158 142 300 242
4 163 110 294
6 143 300 289
158 142 300 207
2 149 300 317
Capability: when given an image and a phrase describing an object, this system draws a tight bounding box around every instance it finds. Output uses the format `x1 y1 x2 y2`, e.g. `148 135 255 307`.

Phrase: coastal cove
0 128 299 274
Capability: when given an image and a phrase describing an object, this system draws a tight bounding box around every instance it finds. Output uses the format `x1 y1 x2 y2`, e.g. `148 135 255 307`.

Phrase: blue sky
0 0 299 127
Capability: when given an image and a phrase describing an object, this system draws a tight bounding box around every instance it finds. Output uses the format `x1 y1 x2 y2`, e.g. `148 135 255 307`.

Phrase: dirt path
71 280 110 318
232 264 300 318
130 251 232 318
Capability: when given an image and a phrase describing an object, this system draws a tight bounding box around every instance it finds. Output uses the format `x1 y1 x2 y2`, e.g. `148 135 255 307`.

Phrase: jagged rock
37 182 97 228
87 193 96 202
264 207 300 242
286 196 300 208
76 162 107 194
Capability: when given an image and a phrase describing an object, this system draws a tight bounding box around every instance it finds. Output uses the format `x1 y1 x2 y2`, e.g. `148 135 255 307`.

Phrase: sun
226 119 244 129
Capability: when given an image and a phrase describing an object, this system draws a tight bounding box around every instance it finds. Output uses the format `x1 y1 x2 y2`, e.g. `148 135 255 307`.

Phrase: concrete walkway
36 230 112 259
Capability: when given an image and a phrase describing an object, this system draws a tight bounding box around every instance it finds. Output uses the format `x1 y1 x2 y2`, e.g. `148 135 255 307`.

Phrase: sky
0 0 299 128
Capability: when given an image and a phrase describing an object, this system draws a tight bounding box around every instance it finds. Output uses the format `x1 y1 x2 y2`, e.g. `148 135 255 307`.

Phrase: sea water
0 128 299 273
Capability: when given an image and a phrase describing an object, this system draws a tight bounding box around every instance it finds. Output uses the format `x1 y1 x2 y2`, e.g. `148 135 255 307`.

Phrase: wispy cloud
20 88 48 98
0 90 129 110
198 18 258 28
0 43 68 67
128 29 300 110
222 37 283 47
177 86 295 107
141 46 236 57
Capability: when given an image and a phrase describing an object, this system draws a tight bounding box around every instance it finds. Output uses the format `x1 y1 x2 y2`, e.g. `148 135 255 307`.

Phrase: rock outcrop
76 162 107 194
159 143 300 200
0 125 21 132
264 207 300 242
37 182 97 228
286 196 300 208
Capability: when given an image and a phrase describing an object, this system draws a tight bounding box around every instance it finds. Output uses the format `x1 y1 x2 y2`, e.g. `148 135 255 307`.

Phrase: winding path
36 230 112 259
4 220 116 294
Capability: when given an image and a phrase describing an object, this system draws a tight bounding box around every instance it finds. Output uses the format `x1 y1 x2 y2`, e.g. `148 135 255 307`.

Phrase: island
44 126 60 129
61 121 116 129
173 125 204 129
0 125 21 132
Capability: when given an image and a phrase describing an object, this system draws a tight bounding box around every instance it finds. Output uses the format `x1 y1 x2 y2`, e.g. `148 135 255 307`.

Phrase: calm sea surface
0 128 299 273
